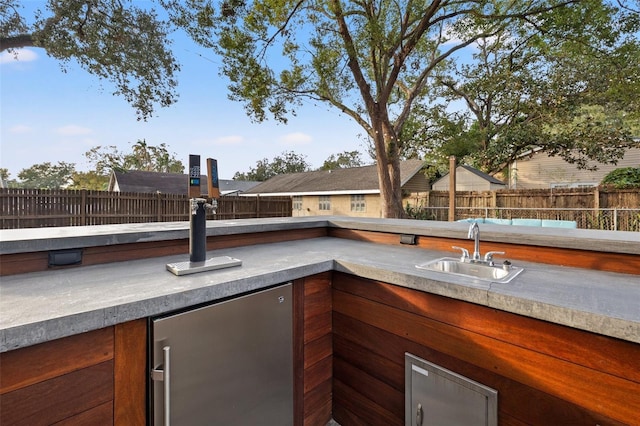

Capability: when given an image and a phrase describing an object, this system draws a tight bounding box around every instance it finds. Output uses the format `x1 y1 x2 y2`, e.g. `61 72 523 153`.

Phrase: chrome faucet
452 223 505 265
468 222 481 261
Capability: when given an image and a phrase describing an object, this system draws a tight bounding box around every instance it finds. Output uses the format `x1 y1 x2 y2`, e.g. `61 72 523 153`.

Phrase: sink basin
416 257 524 283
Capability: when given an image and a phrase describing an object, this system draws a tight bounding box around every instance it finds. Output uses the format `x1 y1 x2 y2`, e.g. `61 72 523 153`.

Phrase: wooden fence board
406 187 640 230
409 187 640 209
0 189 291 229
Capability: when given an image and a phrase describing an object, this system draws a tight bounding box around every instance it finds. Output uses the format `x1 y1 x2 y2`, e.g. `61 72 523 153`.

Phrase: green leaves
319 151 365 170
16 162 76 189
84 140 184 175
233 151 310 180
1 0 180 121
166 0 638 217
601 167 640 188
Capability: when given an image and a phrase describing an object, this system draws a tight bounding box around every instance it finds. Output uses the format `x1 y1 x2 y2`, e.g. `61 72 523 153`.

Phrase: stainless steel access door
151 283 293 426
405 353 498 426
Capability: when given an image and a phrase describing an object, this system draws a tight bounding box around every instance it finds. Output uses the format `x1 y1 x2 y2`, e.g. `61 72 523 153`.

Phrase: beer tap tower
166 155 242 276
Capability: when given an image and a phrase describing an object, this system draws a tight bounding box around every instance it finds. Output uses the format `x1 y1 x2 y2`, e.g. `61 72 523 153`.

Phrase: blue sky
0 2 367 180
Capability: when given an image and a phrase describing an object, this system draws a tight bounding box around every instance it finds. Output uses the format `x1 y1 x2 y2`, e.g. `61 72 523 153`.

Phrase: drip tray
166 256 242 276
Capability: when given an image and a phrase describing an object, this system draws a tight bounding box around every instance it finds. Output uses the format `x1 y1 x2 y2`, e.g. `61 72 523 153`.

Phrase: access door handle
151 346 171 426
416 402 423 426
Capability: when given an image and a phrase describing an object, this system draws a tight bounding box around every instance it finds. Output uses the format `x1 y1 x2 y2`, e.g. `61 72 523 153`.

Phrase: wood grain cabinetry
331 272 640 426
294 273 333 426
0 320 147 426
0 327 115 425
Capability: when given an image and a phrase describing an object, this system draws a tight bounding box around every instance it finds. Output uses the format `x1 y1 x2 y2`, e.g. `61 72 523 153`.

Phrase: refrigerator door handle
151 346 171 426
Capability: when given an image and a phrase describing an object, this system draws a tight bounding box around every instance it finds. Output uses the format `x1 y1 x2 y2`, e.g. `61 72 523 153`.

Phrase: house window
292 196 303 210
319 195 331 211
351 194 366 212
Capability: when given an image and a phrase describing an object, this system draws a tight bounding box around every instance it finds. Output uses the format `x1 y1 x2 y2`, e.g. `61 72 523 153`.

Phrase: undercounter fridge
150 283 293 426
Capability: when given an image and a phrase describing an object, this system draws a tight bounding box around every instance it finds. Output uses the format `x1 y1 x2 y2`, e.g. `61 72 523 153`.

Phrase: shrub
600 167 640 188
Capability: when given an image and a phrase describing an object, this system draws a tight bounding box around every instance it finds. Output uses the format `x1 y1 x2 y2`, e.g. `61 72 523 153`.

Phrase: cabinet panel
114 319 147 426
295 273 333 426
0 327 114 394
0 361 113 426
332 273 637 426
52 401 113 426
333 273 640 382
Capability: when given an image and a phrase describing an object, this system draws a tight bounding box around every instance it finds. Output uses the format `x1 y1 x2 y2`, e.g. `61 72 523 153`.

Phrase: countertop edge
2 237 638 353
2 216 639 255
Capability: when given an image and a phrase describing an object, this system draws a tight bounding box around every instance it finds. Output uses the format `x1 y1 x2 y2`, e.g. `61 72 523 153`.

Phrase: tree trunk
373 131 405 218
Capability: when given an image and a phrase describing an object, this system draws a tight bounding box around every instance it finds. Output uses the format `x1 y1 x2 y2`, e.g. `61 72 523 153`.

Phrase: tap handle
452 246 470 261
484 251 505 263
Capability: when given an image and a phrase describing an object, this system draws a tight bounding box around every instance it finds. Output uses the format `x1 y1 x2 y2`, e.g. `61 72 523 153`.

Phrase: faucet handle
452 246 470 262
484 251 505 264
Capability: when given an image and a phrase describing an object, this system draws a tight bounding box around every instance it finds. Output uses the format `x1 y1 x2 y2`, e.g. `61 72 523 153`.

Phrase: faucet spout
468 222 481 261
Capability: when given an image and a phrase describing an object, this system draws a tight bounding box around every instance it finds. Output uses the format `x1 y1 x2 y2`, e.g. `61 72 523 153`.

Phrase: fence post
157 192 162 222
448 156 456 221
81 189 87 226
256 195 261 218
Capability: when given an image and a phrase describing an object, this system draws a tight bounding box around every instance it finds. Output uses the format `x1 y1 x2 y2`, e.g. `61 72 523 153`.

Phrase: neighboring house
243 159 429 217
507 147 640 189
218 179 262 196
108 170 260 195
432 165 507 191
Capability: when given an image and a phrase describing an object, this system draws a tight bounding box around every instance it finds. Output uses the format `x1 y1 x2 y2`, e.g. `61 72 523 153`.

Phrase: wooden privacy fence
405 187 640 231
0 189 292 229
408 187 640 210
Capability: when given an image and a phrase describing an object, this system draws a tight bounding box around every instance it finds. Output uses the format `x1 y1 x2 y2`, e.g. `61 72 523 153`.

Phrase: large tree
163 0 597 217
85 140 185 174
233 151 310 181
0 0 179 120
16 161 76 189
318 150 366 170
426 0 640 175
6 141 184 190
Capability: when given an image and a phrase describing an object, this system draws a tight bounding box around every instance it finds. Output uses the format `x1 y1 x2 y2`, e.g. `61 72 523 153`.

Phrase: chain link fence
406 207 640 231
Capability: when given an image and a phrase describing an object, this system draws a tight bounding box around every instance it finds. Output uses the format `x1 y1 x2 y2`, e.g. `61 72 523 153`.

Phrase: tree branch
330 0 376 117
0 34 36 51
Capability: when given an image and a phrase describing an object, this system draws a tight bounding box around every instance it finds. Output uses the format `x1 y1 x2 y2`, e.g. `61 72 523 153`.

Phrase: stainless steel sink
416 257 523 283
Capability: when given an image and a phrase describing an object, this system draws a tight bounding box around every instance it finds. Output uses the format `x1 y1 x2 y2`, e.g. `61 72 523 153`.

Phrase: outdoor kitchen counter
1 227 639 352
2 216 639 255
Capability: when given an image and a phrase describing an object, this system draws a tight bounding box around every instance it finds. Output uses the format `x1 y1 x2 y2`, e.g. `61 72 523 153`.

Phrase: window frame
292 195 303 211
350 194 366 212
318 195 331 211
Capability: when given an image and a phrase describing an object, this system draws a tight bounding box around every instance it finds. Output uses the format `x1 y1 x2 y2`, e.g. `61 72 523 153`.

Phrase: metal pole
190 198 207 262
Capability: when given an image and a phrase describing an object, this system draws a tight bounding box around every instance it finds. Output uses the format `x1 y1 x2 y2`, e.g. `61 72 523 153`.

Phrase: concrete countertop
1 235 638 353
2 216 639 255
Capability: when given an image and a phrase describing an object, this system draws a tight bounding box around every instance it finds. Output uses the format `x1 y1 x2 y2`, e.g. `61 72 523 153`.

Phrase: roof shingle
109 170 259 195
245 159 426 195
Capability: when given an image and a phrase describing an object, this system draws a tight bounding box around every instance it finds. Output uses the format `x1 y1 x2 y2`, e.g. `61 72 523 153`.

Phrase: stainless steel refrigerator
151 283 293 426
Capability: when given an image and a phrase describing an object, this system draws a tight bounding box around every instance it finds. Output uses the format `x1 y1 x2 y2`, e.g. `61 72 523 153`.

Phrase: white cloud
9 124 32 134
279 132 312 145
55 125 93 136
0 49 38 64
